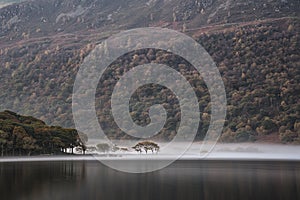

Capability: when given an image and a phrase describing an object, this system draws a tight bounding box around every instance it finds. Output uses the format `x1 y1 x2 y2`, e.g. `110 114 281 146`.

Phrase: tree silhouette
132 141 160 154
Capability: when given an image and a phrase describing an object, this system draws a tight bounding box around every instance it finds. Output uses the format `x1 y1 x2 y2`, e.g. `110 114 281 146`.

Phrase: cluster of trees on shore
94 141 160 154
0 110 85 156
132 141 160 153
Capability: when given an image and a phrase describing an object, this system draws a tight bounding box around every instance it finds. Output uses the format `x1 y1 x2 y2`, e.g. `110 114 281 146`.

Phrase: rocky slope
0 0 299 44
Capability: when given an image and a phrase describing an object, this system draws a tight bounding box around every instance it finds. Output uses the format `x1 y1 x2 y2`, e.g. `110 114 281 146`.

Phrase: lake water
0 159 299 200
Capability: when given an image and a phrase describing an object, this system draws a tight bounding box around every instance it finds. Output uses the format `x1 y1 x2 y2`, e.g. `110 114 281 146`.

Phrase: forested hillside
0 0 299 143
93 18 300 143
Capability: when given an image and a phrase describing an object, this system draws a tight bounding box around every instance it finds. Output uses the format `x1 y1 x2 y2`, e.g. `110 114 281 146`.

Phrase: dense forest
90 18 299 143
0 110 85 156
198 19 300 143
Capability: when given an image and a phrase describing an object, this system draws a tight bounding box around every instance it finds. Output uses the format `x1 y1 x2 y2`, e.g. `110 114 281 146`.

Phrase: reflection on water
0 160 299 200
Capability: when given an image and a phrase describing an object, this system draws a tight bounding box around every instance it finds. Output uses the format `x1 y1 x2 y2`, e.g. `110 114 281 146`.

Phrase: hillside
0 0 299 44
0 0 23 8
0 0 299 143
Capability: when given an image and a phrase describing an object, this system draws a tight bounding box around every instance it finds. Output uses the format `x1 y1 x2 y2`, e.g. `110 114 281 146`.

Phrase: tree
132 141 160 154
96 143 110 153
22 136 37 156
132 143 143 153
0 130 8 156
13 126 28 155
52 137 65 153
78 132 88 154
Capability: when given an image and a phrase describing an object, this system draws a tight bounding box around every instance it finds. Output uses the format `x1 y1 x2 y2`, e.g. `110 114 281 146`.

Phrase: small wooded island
0 110 85 156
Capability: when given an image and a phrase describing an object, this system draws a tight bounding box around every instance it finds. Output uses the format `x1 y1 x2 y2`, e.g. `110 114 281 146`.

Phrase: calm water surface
0 159 299 200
